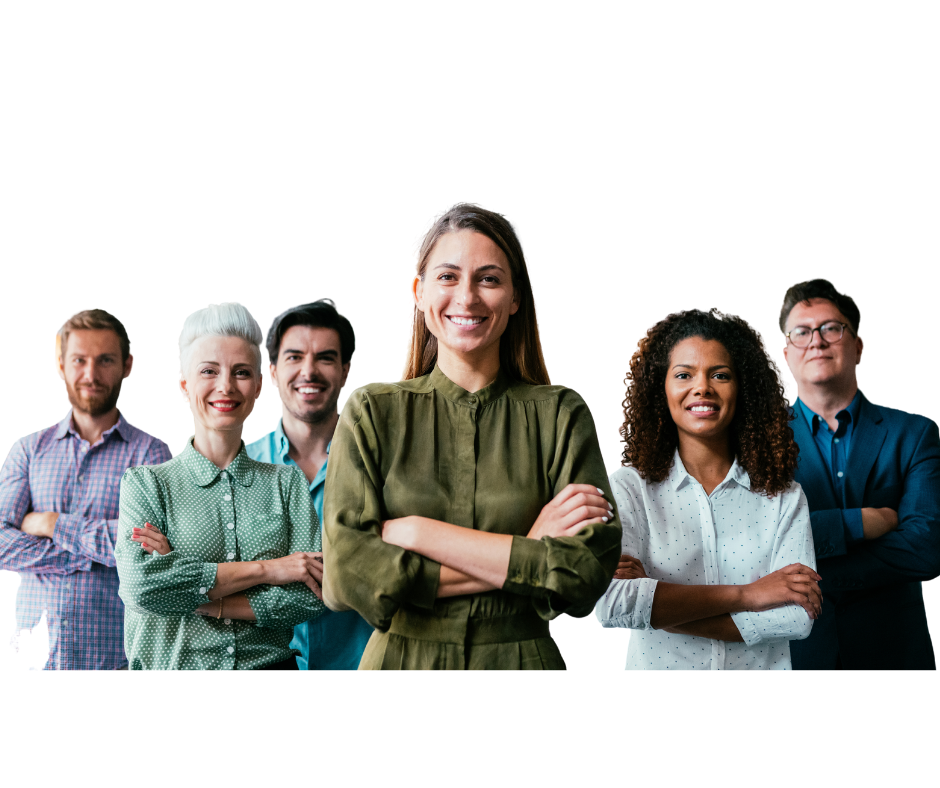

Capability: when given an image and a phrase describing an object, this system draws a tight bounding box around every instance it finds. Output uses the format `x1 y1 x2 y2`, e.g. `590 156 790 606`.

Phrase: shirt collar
181 438 255 487
668 450 750 492
54 410 129 443
429 364 510 407
274 420 292 463
798 391 861 436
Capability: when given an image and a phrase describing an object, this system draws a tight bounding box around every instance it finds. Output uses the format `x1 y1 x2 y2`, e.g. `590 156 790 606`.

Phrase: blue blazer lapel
791 404 839 508
844 394 887 508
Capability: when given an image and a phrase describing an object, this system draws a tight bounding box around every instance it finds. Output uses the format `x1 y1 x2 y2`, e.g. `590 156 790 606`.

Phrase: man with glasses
780 279 940 668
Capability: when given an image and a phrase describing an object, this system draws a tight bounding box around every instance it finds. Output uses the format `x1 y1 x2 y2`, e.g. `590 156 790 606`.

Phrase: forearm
396 517 512 589
0 521 90 575
437 565 498 597
208 561 268 599
196 593 256 621
662 613 744 642
649 582 746 629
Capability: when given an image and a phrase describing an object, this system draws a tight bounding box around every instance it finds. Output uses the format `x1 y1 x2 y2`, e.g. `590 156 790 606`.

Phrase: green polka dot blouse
115 439 326 669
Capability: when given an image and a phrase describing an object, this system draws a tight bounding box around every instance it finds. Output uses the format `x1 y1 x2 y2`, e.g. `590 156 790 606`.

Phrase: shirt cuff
408 556 441 611
844 509 864 544
49 514 93 572
197 562 218 605
503 535 548 596
729 611 759 646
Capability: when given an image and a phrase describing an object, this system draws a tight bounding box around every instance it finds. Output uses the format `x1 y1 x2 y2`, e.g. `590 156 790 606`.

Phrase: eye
200 368 216 376
713 372 732 381
791 327 811 339
286 354 302 362
438 273 457 282
675 372 691 379
481 275 501 284
235 369 253 378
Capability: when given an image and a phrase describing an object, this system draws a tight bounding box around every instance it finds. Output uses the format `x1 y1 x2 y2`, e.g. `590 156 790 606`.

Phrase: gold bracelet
217 598 223 619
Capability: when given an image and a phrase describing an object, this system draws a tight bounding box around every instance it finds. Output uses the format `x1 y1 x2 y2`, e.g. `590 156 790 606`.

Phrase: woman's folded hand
613 553 648 580
527 484 613 540
132 523 172 556
260 552 324 599
742 563 822 619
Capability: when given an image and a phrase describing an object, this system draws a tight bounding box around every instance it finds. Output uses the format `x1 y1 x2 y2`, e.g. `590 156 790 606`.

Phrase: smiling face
59 329 132 417
271 324 349 424
783 297 862 390
180 335 262 434
414 230 519 368
665 336 738 444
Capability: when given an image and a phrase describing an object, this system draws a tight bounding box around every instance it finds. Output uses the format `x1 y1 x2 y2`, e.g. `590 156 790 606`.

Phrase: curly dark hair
620 308 798 497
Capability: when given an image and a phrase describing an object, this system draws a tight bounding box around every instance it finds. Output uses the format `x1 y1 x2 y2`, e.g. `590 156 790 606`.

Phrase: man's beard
66 378 122 417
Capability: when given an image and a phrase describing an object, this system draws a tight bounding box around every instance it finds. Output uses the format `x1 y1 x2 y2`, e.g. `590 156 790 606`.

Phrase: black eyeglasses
785 321 850 348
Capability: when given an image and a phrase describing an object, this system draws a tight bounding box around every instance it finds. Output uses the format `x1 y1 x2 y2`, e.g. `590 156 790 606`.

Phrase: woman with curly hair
595 308 821 669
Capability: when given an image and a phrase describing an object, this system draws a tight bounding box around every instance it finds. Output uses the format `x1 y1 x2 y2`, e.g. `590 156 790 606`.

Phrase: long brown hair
403 203 550 385
621 309 798 497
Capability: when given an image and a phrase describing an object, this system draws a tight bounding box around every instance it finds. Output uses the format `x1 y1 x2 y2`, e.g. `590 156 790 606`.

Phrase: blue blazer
790 393 940 669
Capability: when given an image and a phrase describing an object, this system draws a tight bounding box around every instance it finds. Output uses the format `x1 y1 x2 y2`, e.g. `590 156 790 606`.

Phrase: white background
1 1 938 783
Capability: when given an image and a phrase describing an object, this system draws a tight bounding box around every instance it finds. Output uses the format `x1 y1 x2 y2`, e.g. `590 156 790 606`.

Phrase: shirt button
224 618 232 625
834 438 840 444
224 494 232 501
199 587 208 594
227 552 235 560
226 646 234 654
77 475 83 484
468 397 477 405
837 471 844 478
227 523 234 530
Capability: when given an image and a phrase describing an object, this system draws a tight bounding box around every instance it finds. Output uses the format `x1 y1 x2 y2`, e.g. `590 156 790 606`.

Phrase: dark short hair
779 279 860 334
57 309 131 362
265 299 355 365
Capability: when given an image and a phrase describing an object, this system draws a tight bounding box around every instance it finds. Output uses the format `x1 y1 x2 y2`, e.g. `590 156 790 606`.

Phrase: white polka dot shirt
595 452 816 670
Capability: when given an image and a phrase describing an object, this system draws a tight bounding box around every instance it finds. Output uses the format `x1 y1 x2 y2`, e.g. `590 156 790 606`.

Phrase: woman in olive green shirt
323 204 622 669
115 303 325 670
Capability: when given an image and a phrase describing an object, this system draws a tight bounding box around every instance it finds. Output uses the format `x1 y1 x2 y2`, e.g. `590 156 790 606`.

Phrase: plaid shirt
0 412 171 669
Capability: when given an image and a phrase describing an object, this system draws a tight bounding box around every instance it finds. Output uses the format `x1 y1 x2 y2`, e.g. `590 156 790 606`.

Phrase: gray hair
179 302 263 374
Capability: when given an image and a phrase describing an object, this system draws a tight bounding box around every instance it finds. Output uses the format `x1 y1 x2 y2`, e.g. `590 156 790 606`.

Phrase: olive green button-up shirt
323 366 621 669
116 441 325 670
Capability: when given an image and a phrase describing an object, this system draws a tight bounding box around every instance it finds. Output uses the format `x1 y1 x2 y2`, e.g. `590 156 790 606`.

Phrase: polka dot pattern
115 439 325 670
595 451 816 670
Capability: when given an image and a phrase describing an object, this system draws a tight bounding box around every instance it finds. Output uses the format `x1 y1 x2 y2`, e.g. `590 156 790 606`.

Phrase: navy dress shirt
797 392 864 543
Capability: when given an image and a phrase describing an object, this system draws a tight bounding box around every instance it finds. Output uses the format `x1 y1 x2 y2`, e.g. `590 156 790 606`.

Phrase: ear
254 372 263 400
855 334 863 364
509 289 520 316
782 344 789 365
269 361 279 386
122 354 134 379
413 276 425 311
340 361 350 389
57 355 66 381
179 375 189 399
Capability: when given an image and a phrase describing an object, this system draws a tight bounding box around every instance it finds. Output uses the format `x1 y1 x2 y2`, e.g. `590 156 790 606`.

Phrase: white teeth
448 316 483 326
297 387 322 394
690 406 716 412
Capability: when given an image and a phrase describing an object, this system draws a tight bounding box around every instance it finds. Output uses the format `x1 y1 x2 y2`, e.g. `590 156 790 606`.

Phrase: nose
455 278 481 308
807 327 828 349
217 370 236 393
692 373 714 396
301 356 316 380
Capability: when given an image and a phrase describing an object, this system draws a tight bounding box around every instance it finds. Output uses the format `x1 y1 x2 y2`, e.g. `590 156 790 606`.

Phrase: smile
296 386 323 394
688 404 718 413
209 401 239 412
447 316 485 326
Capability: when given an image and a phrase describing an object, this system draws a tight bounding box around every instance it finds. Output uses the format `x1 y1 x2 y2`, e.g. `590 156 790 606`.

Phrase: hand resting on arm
612 553 822 641
381 483 615 597
131 522 324 621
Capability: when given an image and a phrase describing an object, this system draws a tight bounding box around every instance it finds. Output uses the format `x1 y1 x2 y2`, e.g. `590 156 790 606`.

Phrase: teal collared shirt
247 421 373 669
797 391 864 543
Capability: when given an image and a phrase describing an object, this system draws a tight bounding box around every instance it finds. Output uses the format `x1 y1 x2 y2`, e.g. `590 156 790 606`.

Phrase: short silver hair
179 302 263 374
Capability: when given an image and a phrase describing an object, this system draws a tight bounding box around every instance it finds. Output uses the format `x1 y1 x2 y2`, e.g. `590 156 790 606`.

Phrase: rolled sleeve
595 577 659 630
731 604 813 646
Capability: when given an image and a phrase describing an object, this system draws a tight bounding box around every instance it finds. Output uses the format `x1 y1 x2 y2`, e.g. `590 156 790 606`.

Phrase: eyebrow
431 263 507 273
281 348 339 357
672 364 733 371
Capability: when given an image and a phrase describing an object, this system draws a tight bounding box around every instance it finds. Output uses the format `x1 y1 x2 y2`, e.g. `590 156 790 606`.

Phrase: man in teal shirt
247 299 373 669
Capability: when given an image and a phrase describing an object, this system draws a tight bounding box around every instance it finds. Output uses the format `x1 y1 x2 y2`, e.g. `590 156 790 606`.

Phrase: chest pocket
239 513 289 562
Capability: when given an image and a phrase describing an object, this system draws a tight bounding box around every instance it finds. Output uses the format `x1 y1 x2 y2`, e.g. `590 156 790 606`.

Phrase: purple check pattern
0 412 171 669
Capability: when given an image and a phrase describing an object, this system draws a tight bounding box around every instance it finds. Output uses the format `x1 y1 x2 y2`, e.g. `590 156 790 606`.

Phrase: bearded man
247 299 373 670
0 309 171 669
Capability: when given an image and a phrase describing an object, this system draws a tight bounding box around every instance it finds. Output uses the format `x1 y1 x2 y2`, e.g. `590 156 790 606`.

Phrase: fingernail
602 516 609 522
596 487 605 495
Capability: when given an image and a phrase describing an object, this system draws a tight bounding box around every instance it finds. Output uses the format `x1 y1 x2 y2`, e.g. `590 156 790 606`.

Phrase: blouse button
224 494 232 501
226 646 234 654
227 523 234 530
227 552 235 560
837 471 844 478
224 619 232 625
199 587 207 594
